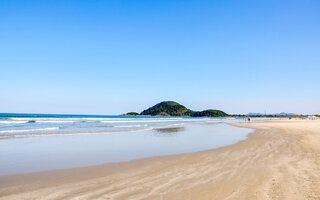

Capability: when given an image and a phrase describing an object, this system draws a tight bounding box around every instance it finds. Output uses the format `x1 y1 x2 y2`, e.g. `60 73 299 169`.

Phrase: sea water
0 114 260 175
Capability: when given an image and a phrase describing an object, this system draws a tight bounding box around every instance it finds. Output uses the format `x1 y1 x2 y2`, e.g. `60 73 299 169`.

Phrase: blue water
0 113 261 175
0 113 254 138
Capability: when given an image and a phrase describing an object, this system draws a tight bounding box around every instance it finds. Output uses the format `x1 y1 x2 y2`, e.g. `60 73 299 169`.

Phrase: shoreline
1 120 320 199
0 123 253 177
0 123 252 175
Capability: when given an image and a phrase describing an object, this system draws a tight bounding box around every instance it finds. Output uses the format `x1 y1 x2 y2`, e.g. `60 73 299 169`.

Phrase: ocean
0 113 262 175
0 113 251 138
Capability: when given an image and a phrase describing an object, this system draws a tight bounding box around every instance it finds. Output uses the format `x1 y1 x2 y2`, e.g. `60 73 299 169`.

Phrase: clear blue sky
1 0 319 115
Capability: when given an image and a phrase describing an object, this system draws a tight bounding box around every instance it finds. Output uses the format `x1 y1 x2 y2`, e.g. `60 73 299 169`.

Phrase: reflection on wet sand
155 127 185 133
0 124 253 175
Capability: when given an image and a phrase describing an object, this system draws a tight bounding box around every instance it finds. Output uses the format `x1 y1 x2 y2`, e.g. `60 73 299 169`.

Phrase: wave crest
0 127 60 134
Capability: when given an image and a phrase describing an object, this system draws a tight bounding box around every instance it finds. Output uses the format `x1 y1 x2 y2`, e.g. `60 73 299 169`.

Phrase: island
139 101 228 117
123 112 140 116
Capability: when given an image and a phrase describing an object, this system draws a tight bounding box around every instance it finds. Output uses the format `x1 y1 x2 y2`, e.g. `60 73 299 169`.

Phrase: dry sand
1 120 320 200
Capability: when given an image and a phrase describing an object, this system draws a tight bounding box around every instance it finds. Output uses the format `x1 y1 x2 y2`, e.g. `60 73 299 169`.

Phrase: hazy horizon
0 100 317 116
1 0 319 115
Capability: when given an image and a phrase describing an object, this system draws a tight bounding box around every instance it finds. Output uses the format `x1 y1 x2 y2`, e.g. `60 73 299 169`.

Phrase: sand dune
1 120 320 200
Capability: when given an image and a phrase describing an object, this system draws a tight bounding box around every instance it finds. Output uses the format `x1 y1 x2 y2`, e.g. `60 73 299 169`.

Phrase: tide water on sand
0 114 260 175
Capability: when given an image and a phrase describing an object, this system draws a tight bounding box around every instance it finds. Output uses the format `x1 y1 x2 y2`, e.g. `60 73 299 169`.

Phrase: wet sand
1 120 320 200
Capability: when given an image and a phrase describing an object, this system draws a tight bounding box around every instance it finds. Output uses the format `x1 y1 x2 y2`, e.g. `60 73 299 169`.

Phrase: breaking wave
0 127 60 134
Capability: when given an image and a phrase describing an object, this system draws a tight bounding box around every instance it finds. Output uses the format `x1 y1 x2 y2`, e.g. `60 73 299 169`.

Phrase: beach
0 116 255 175
1 120 320 200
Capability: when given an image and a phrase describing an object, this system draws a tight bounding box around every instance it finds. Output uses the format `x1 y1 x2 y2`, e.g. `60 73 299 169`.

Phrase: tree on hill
140 101 193 116
124 112 140 116
192 109 228 117
140 101 228 117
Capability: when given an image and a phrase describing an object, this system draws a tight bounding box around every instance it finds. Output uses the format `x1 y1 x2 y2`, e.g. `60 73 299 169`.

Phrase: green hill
124 112 140 116
140 101 193 116
140 101 228 117
192 109 228 117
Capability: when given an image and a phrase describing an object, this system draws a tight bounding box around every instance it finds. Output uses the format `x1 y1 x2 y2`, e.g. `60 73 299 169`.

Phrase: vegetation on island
192 109 228 117
124 112 140 116
140 101 228 117
140 101 193 116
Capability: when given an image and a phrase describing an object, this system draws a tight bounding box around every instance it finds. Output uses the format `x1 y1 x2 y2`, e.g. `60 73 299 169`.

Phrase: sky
0 0 319 115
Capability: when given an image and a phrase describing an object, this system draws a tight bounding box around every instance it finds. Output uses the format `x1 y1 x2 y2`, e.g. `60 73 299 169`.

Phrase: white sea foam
0 121 28 124
100 119 183 123
0 127 59 134
114 125 148 128
0 127 156 139
9 117 185 121
6 117 209 124
35 120 78 123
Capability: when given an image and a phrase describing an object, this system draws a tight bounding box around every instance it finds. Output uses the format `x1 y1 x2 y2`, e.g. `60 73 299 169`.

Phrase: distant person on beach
248 117 251 122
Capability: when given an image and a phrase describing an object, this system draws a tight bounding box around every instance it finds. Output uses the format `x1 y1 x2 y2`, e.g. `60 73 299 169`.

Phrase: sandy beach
1 120 320 200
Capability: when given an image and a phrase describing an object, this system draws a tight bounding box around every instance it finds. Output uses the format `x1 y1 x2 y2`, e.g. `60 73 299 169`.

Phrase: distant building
308 116 318 120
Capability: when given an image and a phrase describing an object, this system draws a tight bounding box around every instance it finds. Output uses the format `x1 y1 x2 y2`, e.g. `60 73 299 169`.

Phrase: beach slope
1 120 320 200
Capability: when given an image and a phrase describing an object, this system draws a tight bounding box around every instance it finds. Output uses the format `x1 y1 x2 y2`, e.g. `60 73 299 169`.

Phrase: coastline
0 123 252 175
1 120 320 199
